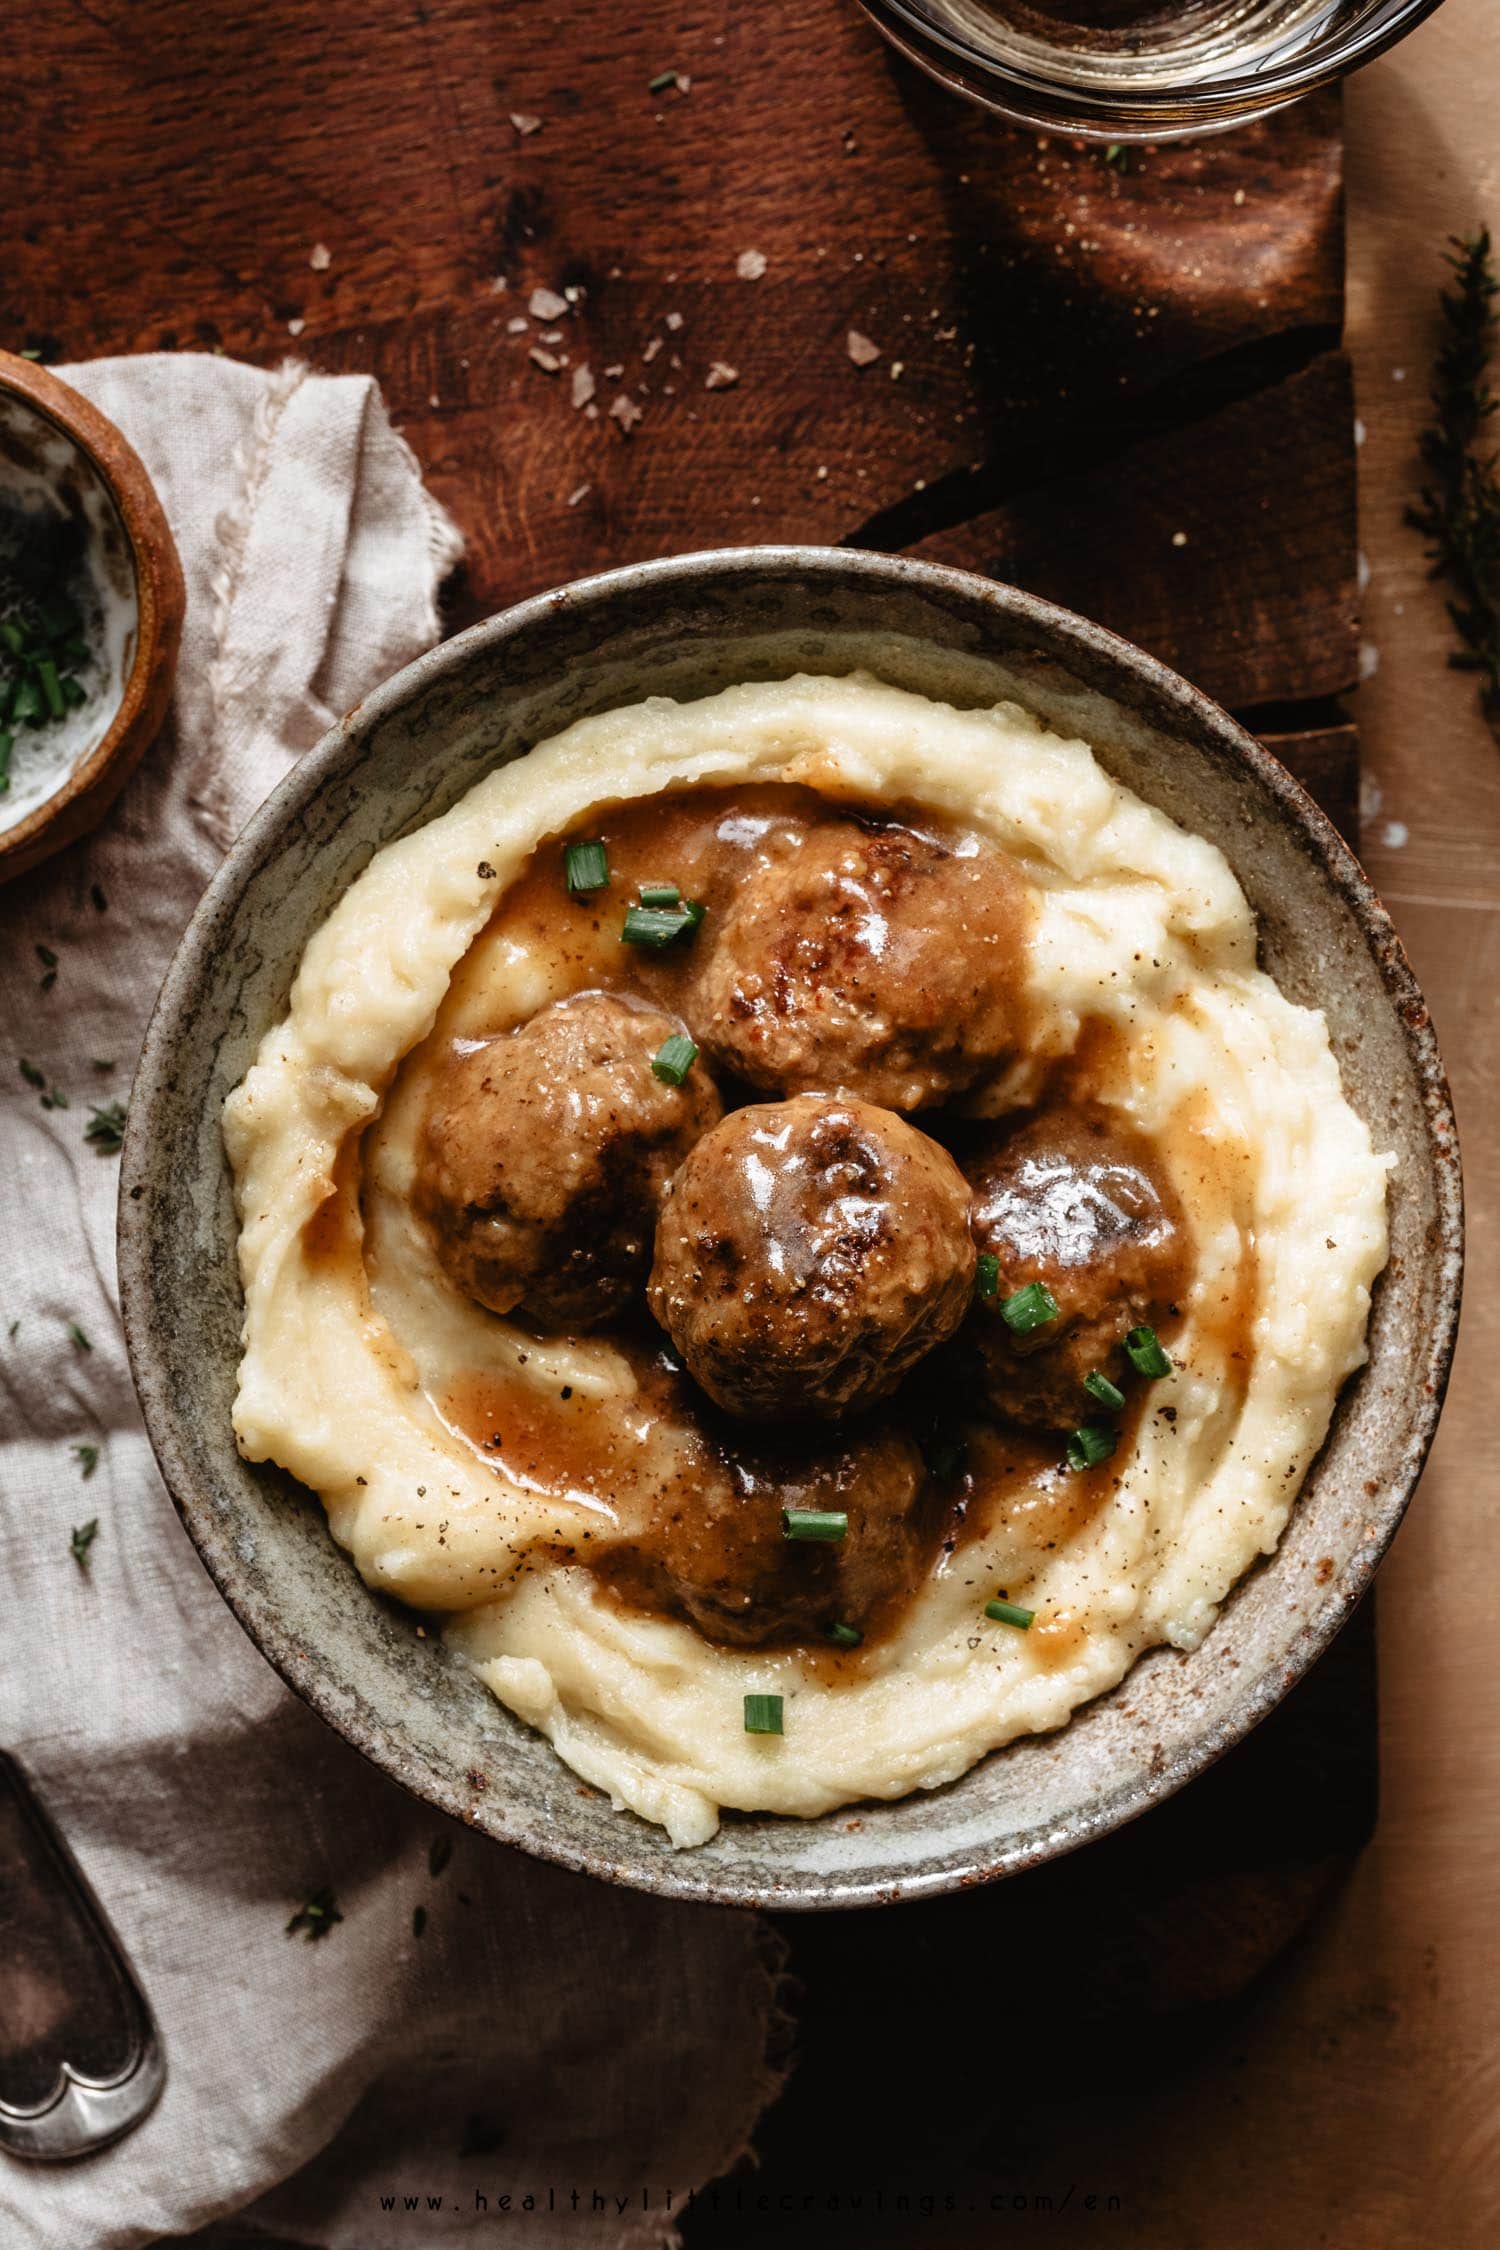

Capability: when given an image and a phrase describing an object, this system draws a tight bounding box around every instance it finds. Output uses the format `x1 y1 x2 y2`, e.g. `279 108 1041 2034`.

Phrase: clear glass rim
860 0 1451 130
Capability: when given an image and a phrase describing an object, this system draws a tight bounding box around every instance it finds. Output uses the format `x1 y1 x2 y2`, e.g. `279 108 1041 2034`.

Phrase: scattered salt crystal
1360 774 1384 820
506 317 529 334
816 465 828 480
529 348 562 373
1171 530 1188 548
490 276 509 294
571 365 596 408
1357 551 1371 592
286 316 306 335
736 249 767 280
604 362 625 379
890 360 904 380
529 287 569 321
567 483 592 508
1358 640 1380 680
510 112 542 136
540 329 564 344
309 242 331 271
1354 417 1367 447
846 329 880 367
705 361 739 390
665 311 684 332
1382 820 1408 849
610 394 644 433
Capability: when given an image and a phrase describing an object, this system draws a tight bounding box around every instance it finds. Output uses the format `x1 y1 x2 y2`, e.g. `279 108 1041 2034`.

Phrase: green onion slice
1066 1423 1118 1472
984 1598 1035 1629
1083 1369 1126 1411
975 1252 1000 1300
621 900 705 948
825 1621 863 1648
743 1693 783 1735
651 1033 698 1086
782 1508 848 1543
638 881 681 907
1000 1279 1060 1335
1125 1324 1172 1378
564 839 609 894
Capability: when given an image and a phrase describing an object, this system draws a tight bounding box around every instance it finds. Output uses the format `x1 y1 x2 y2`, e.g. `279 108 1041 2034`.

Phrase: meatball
599 1422 930 1647
648 1093 976 1419
689 816 1022 1110
415 991 721 1330
964 1104 1186 1428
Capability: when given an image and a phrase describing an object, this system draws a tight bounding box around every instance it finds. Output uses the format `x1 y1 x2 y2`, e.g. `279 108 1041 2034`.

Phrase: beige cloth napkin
0 355 782 2250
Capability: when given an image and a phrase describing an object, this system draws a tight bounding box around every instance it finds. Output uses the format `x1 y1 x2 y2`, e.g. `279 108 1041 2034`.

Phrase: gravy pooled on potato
964 1103 1188 1428
415 989 721 1330
648 1094 977 1420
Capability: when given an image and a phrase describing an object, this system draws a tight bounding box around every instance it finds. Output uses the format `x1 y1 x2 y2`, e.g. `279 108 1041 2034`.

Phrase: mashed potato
225 675 1390 1846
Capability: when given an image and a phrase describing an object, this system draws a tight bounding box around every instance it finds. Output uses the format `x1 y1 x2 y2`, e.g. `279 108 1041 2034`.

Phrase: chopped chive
1083 1369 1126 1411
1066 1422 1118 1472
782 1507 847 1543
412 1904 428 1938
564 838 609 894
621 900 704 948
1125 1324 1172 1378
60 674 86 708
67 1321 91 1352
638 881 680 906
975 1251 1000 1300
429 1835 453 1878
1000 1279 1060 1335
743 1693 783 1735
19 1059 44 1089
36 658 64 719
0 620 24 657
650 1032 698 1086
825 1621 863 1648
985 1597 1035 1629
70 1518 99 1570
11 676 42 725
72 1442 100 1478
0 729 11 791
648 69 678 92
35 943 57 969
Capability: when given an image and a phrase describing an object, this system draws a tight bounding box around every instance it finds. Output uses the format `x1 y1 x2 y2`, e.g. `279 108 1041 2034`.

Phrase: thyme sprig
1407 229 1500 739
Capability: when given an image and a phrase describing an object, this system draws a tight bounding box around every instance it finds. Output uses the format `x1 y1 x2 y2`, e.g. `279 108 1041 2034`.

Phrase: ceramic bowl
118 549 1462 1909
0 352 183 884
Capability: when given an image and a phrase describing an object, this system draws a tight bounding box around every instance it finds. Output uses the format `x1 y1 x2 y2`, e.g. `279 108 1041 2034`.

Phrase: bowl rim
118 544 1464 1909
0 350 185 882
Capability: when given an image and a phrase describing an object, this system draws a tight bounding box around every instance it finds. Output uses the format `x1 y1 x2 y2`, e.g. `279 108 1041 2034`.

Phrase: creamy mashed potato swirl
225 675 1390 1847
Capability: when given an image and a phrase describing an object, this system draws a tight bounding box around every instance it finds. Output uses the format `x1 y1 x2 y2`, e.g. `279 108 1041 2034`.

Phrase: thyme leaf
286 1887 343 1942
1407 229 1500 739
70 1518 99 1570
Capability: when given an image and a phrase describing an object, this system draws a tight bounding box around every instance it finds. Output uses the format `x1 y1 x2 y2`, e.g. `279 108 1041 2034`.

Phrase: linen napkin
0 355 783 2250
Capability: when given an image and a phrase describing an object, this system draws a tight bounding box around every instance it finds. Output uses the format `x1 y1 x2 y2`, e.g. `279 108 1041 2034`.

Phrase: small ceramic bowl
0 352 184 884
118 550 1462 1909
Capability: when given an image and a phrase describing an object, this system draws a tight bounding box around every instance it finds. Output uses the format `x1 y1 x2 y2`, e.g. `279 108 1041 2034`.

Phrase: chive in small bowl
0 351 183 885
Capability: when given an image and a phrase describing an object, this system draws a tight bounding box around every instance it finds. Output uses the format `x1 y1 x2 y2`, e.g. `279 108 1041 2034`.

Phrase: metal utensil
0 1752 164 2161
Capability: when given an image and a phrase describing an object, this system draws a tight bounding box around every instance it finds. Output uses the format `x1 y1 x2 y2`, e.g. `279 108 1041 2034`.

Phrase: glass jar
857 0 1450 140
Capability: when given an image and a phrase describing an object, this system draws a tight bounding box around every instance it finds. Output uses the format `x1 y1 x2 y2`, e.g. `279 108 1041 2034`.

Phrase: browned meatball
415 991 722 1330
597 1422 931 1647
964 1105 1187 1428
648 1094 976 1419
689 816 1023 1111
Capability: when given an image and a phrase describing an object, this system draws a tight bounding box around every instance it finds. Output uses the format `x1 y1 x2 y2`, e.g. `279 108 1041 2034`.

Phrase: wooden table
9 3 1498 2243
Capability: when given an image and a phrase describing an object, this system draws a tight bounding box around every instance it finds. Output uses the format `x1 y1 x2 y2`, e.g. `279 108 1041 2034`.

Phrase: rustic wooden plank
911 354 1359 711
2 4 1343 627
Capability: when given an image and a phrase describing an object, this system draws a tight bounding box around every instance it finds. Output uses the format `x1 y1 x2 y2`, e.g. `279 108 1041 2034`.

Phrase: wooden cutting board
7 2 1370 2209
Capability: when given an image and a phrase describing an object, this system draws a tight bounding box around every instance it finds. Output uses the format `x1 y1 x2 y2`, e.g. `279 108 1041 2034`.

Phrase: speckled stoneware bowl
119 548 1462 1910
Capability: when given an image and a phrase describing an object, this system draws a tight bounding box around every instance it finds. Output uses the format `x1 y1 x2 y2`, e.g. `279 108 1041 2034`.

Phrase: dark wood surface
5 3 1372 2232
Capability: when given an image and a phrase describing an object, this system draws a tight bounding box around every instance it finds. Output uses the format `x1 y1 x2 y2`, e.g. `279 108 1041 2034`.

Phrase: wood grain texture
1 0 1352 722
